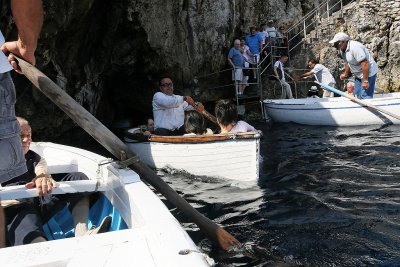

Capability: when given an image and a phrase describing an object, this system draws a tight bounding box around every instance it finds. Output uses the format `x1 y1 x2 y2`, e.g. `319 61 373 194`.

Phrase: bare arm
360 60 369 89
340 64 350 80
273 67 279 79
301 71 314 79
1 0 43 71
227 57 235 68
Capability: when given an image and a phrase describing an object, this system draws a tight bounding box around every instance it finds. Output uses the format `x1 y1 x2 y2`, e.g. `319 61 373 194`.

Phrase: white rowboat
263 93 400 126
124 131 262 182
0 142 212 267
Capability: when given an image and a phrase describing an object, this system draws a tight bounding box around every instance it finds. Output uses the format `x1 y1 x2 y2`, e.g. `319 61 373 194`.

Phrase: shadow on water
160 122 400 266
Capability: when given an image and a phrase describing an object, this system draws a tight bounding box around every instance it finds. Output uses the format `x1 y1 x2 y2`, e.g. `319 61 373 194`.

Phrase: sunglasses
161 83 174 88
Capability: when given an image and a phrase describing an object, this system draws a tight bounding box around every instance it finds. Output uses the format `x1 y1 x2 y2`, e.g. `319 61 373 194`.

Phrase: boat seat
0 180 105 201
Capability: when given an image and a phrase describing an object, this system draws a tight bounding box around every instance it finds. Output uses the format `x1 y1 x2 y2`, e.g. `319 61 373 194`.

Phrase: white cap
328 32 350 44
310 86 318 90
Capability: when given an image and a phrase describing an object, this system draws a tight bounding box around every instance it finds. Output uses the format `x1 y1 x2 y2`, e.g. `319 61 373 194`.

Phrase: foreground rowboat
124 131 262 182
263 93 400 126
0 142 212 267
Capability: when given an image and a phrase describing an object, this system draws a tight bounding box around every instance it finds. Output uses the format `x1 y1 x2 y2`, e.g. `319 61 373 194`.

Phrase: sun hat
328 32 350 44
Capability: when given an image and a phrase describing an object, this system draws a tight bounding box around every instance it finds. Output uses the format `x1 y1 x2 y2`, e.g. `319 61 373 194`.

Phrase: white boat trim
263 93 400 126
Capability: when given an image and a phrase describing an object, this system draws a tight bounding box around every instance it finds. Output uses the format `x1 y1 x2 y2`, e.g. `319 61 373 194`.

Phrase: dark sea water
160 122 400 266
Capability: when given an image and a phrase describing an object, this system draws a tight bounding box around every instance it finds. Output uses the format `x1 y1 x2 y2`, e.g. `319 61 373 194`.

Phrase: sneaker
85 216 112 235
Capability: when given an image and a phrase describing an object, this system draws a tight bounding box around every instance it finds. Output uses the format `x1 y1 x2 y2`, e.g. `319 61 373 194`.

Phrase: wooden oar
316 81 400 121
16 56 240 251
200 108 218 125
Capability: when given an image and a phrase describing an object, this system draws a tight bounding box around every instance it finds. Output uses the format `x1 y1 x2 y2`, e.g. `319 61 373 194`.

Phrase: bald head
17 117 32 154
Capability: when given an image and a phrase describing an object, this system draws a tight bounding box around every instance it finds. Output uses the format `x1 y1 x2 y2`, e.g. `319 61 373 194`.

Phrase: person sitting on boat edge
299 59 336 98
329 32 378 99
214 100 255 134
152 77 204 136
183 110 213 136
2 117 111 246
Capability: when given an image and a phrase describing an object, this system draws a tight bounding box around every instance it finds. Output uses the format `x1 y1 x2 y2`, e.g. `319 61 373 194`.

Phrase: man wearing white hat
329 32 378 99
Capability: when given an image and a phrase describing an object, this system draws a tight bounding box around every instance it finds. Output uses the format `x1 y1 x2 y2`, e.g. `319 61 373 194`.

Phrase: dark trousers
5 172 89 246
154 125 185 136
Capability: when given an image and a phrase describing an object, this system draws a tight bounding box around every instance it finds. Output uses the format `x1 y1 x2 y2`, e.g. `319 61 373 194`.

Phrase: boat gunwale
124 130 262 143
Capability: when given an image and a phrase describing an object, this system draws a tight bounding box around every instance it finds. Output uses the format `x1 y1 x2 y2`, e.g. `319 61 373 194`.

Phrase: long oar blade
316 81 400 121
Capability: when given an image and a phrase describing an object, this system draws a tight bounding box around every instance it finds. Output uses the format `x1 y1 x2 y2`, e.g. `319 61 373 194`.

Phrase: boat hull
0 142 210 267
124 132 261 182
263 93 400 126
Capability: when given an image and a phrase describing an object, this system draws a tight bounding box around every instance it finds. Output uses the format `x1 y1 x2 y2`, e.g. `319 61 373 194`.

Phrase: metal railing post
340 0 343 18
327 1 330 19
303 20 307 45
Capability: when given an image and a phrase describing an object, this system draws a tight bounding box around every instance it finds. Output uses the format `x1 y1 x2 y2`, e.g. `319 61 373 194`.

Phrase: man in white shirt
0 0 43 248
152 77 203 136
300 59 336 97
265 20 277 46
273 54 293 99
329 32 378 99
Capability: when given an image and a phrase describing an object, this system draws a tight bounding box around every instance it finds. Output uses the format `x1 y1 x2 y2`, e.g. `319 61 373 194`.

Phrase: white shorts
232 68 243 81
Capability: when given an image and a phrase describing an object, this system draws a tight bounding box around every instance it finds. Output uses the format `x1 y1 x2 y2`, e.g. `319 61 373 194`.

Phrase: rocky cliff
308 0 400 92
3 0 398 140
2 0 314 139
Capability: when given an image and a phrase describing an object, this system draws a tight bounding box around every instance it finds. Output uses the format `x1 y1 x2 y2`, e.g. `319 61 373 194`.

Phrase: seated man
2 117 110 246
152 77 202 136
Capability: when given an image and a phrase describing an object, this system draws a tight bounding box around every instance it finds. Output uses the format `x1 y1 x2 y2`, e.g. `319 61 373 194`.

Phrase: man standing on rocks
329 32 378 99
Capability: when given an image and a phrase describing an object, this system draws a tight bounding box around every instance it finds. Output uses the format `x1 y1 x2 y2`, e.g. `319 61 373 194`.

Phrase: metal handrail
287 0 355 54
195 0 355 108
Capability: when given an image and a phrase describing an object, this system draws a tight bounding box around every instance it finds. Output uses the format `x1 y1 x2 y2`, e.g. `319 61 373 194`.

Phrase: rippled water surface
160 122 400 266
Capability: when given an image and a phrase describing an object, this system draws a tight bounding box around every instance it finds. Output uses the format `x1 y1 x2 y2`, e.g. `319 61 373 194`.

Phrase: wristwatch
362 80 369 83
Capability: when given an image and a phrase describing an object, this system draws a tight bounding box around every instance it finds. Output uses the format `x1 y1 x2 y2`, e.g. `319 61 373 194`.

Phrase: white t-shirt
240 44 251 67
230 121 255 133
0 31 12 73
152 92 192 131
311 64 336 85
340 40 378 79
265 27 277 38
274 60 285 81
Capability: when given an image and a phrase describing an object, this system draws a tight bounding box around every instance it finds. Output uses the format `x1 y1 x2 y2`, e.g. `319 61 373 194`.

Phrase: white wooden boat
124 131 262 182
0 142 212 267
263 93 400 126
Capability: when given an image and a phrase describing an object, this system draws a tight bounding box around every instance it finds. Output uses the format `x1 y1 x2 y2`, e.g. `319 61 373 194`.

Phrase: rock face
1 0 311 139
307 0 400 92
2 0 398 140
